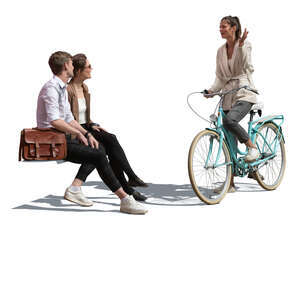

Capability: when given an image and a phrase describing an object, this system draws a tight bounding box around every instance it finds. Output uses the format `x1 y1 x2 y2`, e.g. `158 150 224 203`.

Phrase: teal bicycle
187 86 286 204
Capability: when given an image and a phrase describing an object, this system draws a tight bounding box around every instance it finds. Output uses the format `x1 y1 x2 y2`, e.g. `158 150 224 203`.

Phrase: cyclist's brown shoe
248 172 265 181
248 172 257 180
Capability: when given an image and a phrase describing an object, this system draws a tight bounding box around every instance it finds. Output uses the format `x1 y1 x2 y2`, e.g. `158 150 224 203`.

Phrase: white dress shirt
36 76 74 128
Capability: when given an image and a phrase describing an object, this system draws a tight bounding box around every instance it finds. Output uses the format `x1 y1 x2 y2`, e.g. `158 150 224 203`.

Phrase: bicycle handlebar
187 85 259 124
201 85 259 97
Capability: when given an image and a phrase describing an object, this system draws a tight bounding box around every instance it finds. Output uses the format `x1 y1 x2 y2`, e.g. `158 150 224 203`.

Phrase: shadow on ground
12 180 265 212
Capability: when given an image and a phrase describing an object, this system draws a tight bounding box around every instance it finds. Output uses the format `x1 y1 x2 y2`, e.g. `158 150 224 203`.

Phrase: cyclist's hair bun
221 15 242 40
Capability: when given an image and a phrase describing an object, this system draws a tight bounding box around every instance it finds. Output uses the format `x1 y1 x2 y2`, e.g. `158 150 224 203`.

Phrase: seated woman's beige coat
210 40 257 111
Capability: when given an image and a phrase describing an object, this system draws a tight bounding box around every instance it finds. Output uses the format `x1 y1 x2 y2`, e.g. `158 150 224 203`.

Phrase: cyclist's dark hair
221 16 241 40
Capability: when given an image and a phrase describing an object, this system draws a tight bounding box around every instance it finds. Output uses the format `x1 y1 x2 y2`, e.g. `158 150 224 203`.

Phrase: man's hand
76 132 89 146
76 132 99 149
91 125 108 133
88 135 99 149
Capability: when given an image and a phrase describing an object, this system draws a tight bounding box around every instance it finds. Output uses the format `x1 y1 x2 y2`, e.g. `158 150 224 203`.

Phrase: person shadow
12 180 265 213
86 181 203 207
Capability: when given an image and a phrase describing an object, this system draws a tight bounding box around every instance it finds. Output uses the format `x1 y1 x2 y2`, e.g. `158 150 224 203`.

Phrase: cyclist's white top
210 41 257 110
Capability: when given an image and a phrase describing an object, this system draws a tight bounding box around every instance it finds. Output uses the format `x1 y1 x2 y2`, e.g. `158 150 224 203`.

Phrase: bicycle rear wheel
254 122 286 190
188 130 232 204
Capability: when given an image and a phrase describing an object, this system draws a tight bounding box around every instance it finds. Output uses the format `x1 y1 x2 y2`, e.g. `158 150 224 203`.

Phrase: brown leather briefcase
19 128 67 161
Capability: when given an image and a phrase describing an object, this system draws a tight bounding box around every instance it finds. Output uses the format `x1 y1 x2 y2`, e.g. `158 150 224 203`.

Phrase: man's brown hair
48 51 72 75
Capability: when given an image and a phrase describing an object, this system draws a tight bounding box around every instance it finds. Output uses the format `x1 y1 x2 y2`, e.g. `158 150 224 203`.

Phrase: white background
1 0 299 299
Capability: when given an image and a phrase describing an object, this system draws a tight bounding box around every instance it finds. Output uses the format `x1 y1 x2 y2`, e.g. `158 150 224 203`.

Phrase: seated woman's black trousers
68 124 137 194
65 135 122 193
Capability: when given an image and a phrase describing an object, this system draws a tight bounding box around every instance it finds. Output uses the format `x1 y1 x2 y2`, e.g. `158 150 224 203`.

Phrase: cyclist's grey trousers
223 100 253 144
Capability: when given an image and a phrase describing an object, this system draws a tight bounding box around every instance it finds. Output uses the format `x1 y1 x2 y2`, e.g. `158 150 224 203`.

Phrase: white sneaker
244 148 260 162
64 187 93 207
120 195 148 215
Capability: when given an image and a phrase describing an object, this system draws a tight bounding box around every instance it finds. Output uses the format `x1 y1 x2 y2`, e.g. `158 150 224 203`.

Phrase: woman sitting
65 53 148 203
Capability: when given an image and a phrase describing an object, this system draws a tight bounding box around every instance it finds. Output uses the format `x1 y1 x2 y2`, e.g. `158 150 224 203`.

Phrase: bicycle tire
188 130 232 204
254 122 286 190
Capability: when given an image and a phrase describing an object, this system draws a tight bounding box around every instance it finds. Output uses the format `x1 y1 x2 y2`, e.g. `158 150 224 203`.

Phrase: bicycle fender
205 128 232 149
266 121 286 144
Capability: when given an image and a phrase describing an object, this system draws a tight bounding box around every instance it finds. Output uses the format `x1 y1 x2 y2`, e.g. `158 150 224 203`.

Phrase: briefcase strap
51 142 57 158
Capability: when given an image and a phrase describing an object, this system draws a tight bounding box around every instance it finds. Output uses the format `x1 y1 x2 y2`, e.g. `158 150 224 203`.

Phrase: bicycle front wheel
254 122 286 190
188 130 232 204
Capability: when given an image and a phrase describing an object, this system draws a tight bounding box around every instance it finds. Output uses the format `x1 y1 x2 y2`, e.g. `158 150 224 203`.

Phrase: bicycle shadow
12 180 265 213
233 181 267 193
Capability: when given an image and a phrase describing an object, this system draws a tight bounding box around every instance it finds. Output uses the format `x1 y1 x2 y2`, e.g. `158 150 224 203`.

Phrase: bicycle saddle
251 101 264 111
249 101 264 118
250 101 264 112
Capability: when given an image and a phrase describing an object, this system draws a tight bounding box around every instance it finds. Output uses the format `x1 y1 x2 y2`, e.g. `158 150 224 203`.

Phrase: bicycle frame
204 96 285 177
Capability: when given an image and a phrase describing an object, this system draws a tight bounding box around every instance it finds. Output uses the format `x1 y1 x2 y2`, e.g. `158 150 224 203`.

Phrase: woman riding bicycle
205 15 259 192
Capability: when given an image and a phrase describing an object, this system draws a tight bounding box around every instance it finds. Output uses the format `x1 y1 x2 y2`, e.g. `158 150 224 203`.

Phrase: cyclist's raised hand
239 28 248 47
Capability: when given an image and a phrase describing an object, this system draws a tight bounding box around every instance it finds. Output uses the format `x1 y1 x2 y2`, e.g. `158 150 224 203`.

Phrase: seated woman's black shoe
132 190 147 201
128 177 148 187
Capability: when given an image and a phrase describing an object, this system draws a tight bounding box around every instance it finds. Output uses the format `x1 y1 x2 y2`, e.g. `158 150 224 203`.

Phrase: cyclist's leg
223 101 253 144
223 101 260 162
223 110 238 157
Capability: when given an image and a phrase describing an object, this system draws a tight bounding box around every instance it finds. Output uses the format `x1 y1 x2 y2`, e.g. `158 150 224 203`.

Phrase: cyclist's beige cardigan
210 40 257 111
